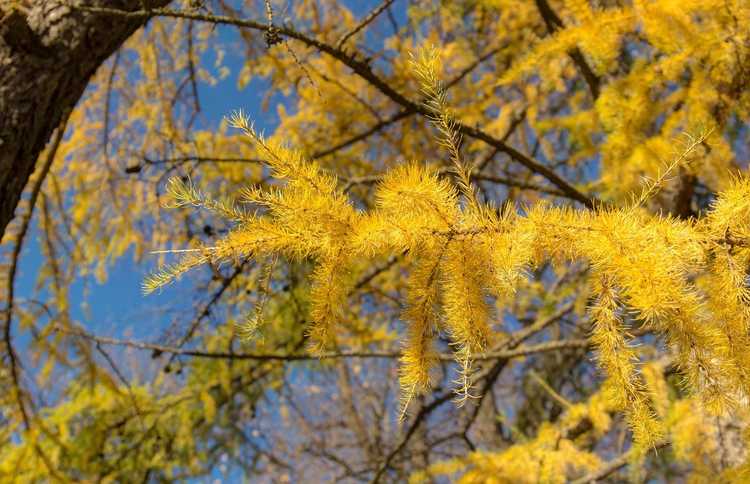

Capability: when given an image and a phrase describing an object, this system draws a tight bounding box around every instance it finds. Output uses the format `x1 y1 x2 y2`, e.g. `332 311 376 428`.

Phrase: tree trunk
0 0 169 237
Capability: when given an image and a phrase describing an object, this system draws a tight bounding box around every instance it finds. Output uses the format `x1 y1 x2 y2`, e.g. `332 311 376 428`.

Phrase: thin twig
528 369 572 409
55 324 587 363
336 0 396 49
163 262 247 370
3 108 72 429
571 441 670 483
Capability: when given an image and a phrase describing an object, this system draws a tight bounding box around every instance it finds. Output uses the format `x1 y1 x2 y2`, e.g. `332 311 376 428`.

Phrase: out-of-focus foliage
2 0 750 482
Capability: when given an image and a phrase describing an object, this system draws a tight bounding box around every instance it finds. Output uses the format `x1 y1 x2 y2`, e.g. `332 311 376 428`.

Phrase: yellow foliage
415 396 610 483
152 102 750 451
5 0 750 481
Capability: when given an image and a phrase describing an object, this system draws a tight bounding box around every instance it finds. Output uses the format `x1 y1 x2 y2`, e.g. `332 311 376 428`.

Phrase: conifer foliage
149 95 750 454
2 0 750 481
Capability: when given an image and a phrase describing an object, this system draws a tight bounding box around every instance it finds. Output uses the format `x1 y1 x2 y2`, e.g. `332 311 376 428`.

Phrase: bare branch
55 326 587 363
3 108 71 429
336 0 395 49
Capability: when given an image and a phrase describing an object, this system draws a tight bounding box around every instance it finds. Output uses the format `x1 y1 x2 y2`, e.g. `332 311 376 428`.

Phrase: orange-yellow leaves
152 112 750 438
308 253 353 351
399 252 441 407
589 275 662 449
133 1 750 469
7 0 750 479
440 239 494 357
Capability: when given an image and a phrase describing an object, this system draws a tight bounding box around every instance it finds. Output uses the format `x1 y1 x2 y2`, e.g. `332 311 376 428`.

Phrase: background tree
1 0 750 482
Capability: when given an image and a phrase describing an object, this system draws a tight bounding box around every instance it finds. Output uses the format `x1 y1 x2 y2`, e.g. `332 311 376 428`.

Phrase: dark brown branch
472 173 566 196
534 0 601 100
314 44 502 161
3 108 71 429
55 324 588 362
312 108 414 160
336 0 395 49
142 155 265 166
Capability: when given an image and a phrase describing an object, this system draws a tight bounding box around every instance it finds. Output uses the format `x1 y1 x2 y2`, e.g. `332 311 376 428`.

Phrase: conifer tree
2 0 750 481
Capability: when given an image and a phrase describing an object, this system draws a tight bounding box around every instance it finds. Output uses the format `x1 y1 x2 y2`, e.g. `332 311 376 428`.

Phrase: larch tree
1 0 750 482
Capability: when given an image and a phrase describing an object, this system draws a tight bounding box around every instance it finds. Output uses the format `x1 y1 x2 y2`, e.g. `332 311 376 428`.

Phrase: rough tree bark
0 0 170 238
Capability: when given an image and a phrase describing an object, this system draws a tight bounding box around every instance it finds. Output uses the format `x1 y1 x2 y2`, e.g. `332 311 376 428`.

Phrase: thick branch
313 44 503 161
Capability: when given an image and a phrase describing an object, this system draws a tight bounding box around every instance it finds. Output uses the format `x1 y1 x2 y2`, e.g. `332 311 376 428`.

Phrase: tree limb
3 108 71 429
55 324 588 363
